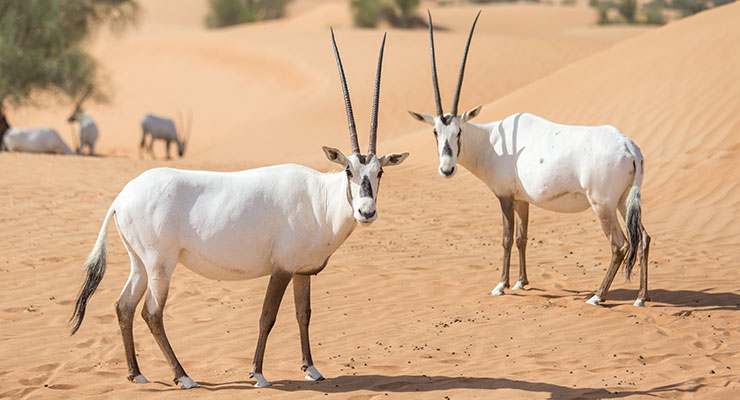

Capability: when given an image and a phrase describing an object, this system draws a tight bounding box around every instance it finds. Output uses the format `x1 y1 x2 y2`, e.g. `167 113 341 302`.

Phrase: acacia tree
0 0 139 141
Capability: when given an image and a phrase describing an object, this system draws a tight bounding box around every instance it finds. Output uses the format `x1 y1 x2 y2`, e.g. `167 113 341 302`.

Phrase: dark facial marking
442 140 453 157
360 175 373 198
456 131 462 157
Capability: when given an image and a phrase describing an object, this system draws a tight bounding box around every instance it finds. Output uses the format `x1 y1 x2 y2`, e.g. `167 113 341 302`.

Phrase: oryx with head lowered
409 12 650 307
139 112 191 159
70 30 408 389
67 88 99 155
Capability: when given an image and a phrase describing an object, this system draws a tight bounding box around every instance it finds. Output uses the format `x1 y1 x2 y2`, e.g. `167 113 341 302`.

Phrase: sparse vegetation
643 1 666 25
352 0 424 28
0 0 139 131
591 0 734 25
205 0 293 28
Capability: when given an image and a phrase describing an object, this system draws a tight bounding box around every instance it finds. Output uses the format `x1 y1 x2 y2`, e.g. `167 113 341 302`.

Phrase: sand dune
2 2 739 399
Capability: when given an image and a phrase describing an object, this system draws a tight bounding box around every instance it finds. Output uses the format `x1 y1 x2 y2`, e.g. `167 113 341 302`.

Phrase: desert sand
1 1 739 399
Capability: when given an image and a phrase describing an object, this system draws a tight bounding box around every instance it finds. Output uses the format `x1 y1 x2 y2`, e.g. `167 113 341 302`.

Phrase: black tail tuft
624 188 642 280
70 240 107 335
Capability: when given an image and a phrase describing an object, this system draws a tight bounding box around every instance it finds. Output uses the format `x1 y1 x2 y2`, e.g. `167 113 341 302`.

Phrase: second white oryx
139 113 191 159
2 127 75 154
67 91 99 156
409 12 651 307
70 30 408 389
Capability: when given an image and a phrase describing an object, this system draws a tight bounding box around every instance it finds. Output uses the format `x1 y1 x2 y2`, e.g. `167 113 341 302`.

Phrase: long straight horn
428 11 443 117
330 28 360 154
450 11 481 117
368 33 386 155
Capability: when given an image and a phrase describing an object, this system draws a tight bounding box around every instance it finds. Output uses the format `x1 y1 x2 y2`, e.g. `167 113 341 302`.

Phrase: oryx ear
323 146 350 166
408 111 435 125
460 105 482 122
379 152 410 167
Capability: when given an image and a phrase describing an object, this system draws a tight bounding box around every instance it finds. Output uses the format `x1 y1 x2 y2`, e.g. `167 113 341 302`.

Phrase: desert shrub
643 1 665 24
616 0 637 22
352 0 383 28
671 0 708 16
205 0 292 28
0 0 139 129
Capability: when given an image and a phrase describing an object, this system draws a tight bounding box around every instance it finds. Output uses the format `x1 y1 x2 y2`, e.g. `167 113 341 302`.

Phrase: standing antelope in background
139 113 191 159
67 90 99 155
409 12 651 307
70 30 408 389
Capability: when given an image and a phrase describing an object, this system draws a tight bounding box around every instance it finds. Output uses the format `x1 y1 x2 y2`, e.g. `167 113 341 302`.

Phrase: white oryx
409 12 650 307
2 127 75 154
70 30 408 389
139 113 191 159
67 91 99 156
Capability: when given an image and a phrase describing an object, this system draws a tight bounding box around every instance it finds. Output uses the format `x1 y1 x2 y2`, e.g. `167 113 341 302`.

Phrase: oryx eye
377 169 384 179
345 169 353 178
433 129 438 137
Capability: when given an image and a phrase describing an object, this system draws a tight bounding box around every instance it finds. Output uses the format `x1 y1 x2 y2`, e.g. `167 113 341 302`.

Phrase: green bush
351 0 383 28
205 0 292 28
616 0 637 22
643 1 665 24
671 0 708 16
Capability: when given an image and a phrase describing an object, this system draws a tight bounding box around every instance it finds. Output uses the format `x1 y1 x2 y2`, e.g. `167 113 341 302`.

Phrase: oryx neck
458 121 493 175
321 171 357 234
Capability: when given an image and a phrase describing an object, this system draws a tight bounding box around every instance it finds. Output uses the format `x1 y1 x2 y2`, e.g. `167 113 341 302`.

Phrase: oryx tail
624 159 644 279
70 205 115 334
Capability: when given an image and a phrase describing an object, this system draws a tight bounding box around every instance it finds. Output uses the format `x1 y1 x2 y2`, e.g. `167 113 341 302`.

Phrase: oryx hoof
490 282 506 296
129 374 149 384
633 298 646 307
586 295 602 306
253 373 271 388
304 365 325 381
512 281 526 290
176 376 198 389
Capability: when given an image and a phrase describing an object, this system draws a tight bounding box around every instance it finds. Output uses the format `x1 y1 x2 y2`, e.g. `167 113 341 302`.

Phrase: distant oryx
70 30 408 389
409 12 650 307
2 127 75 155
140 113 191 159
67 90 99 156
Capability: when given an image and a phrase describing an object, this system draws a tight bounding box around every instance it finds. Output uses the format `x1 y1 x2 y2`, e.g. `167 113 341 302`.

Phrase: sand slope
1 2 739 400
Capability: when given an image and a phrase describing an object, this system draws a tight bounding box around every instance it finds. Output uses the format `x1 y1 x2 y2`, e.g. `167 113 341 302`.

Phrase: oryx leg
587 203 627 306
491 197 515 296
115 246 148 383
165 139 172 160
512 200 530 290
140 260 196 389
293 274 324 381
250 268 292 387
634 227 651 306
139 131 148 159
617 203 652 307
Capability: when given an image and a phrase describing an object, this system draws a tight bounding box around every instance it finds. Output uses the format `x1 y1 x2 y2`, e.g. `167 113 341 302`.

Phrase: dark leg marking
250 268 293 384
514 200 530 287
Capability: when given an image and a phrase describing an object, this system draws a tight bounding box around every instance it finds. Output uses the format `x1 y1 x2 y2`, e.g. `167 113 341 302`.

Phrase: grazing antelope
139 113 191 159
70 30 408 389
2 127 75 155
409 12 650 307
67 90 99 155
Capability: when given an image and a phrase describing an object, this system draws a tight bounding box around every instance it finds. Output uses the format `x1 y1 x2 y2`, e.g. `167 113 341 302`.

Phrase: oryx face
324 147 408 225
68 107 82 123
408 11 481 179
177 140 186 157
409 107 481 178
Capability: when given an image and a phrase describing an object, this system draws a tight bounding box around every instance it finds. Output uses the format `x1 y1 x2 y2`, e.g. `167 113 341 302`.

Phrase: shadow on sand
146 374 703 399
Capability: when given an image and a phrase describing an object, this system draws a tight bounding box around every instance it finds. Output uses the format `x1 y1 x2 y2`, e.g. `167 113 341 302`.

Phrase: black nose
441 166 456 176
360 210 376 219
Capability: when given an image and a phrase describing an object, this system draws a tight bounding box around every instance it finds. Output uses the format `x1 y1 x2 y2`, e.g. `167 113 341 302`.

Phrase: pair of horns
331 28 386 155
176 111 193 143
429 10 481 117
